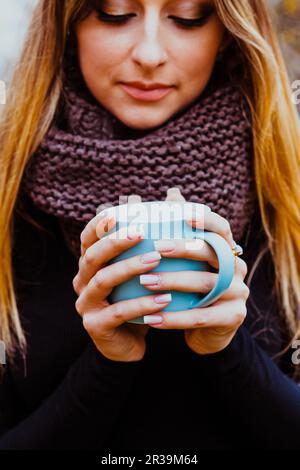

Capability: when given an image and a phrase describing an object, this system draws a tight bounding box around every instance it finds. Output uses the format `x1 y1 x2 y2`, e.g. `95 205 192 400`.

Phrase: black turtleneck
0 195 299 450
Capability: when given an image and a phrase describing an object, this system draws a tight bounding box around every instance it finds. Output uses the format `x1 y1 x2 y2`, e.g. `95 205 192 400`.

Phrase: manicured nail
103 219 111 233
140 274 161 285
143 315 163 324
140 251 161 264
187 216 204 224
154 240 176 252
154 293 172 304
97 215 113 235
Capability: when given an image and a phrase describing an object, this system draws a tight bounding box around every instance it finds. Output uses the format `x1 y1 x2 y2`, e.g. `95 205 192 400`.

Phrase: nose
131 9 168 69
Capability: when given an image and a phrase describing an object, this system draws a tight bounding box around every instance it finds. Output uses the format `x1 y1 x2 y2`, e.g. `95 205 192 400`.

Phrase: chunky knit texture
21 53 256 258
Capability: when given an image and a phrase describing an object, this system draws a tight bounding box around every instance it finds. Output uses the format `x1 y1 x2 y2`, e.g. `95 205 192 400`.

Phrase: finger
81 293 173 335
149 298 247 330
73 224 145 293
140 270 219 293
153 238 219 269
140 272 249 301
234 257 248 280
80 212 114 256
185 211 236 250
95 214 117 240
219 278 249 301
75 250 162 312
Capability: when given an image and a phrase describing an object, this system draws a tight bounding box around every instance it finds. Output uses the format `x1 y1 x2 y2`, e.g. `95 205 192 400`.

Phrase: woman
0 0 300 450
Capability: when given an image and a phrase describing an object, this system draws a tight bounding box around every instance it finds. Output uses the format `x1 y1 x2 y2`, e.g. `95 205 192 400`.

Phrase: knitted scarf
21 53 256 259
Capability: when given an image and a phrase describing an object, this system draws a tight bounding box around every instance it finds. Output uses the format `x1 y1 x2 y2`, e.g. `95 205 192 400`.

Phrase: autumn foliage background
273 0 300 104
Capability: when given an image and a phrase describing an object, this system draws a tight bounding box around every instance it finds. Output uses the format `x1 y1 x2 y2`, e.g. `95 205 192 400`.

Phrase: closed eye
169 14 212 28
95 9 213 29
95 10 135 24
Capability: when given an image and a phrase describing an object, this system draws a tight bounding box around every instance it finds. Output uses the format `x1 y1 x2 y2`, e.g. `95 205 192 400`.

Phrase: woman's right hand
72 213 172 362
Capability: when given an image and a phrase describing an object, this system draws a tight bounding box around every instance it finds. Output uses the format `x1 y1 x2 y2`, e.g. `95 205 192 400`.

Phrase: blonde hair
0 0 300 375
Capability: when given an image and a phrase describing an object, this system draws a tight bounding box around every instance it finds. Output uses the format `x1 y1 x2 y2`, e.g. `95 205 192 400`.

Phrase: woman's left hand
140 208 250 355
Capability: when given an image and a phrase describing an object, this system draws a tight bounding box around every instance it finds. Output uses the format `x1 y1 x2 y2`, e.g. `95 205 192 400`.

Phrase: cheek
76 26 128 81
180 23 224 83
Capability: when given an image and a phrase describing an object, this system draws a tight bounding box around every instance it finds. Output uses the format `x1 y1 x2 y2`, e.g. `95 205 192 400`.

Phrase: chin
117 112 171 131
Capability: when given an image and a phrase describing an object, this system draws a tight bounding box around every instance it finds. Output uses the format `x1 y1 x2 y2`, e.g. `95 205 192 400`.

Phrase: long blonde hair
1 0 300 373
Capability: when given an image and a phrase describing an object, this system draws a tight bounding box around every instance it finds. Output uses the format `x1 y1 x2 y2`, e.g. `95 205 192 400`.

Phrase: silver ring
232 244 243 257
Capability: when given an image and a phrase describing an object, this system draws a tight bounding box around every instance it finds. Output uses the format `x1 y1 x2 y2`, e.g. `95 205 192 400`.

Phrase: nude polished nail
143 315 163 324
140 251 161 264
154 240 176 252
154 293 172 304
140 274 161 285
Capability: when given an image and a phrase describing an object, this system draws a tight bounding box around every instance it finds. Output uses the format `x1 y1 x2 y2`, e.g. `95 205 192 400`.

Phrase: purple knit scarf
21 54 256 258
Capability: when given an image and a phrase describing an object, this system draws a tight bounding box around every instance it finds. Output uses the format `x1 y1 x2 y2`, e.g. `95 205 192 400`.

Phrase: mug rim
99 201 210 223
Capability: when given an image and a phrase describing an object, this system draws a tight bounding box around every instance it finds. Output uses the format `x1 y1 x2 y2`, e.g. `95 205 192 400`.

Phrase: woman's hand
72 213 172 362
140 208 250 355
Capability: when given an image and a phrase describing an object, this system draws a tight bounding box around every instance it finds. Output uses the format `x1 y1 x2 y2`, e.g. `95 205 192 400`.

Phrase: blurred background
0 0 37 82
0 0 299 109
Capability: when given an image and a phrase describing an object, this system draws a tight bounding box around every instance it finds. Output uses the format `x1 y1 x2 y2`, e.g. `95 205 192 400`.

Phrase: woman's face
76 0 227 130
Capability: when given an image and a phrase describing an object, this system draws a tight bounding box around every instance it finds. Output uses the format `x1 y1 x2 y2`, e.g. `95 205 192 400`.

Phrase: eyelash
95 9 212 29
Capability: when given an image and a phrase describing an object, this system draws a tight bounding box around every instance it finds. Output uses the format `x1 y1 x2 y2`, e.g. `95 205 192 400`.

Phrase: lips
120 83 174 102
122 81 172 90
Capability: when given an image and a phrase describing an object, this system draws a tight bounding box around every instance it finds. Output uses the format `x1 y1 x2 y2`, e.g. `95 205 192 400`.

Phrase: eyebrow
165 0 215 15
166 0 213 6
100 0 214 7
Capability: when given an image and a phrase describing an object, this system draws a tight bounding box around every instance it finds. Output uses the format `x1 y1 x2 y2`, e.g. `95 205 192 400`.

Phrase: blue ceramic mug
98 201 235 324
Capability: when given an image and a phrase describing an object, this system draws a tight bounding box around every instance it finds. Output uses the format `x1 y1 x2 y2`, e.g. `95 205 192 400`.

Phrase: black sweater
0 195 299 450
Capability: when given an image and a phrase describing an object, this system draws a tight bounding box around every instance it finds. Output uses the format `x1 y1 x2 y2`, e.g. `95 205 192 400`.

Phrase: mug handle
191 230 235 308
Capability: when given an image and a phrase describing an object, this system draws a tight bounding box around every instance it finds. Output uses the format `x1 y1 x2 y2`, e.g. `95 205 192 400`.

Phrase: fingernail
143 315 163 324
188 217 204 227
154 240 176 252
140 251 161 264
140 274 161 285
104 220 110 233
154 293 172 304
97 215 112 235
